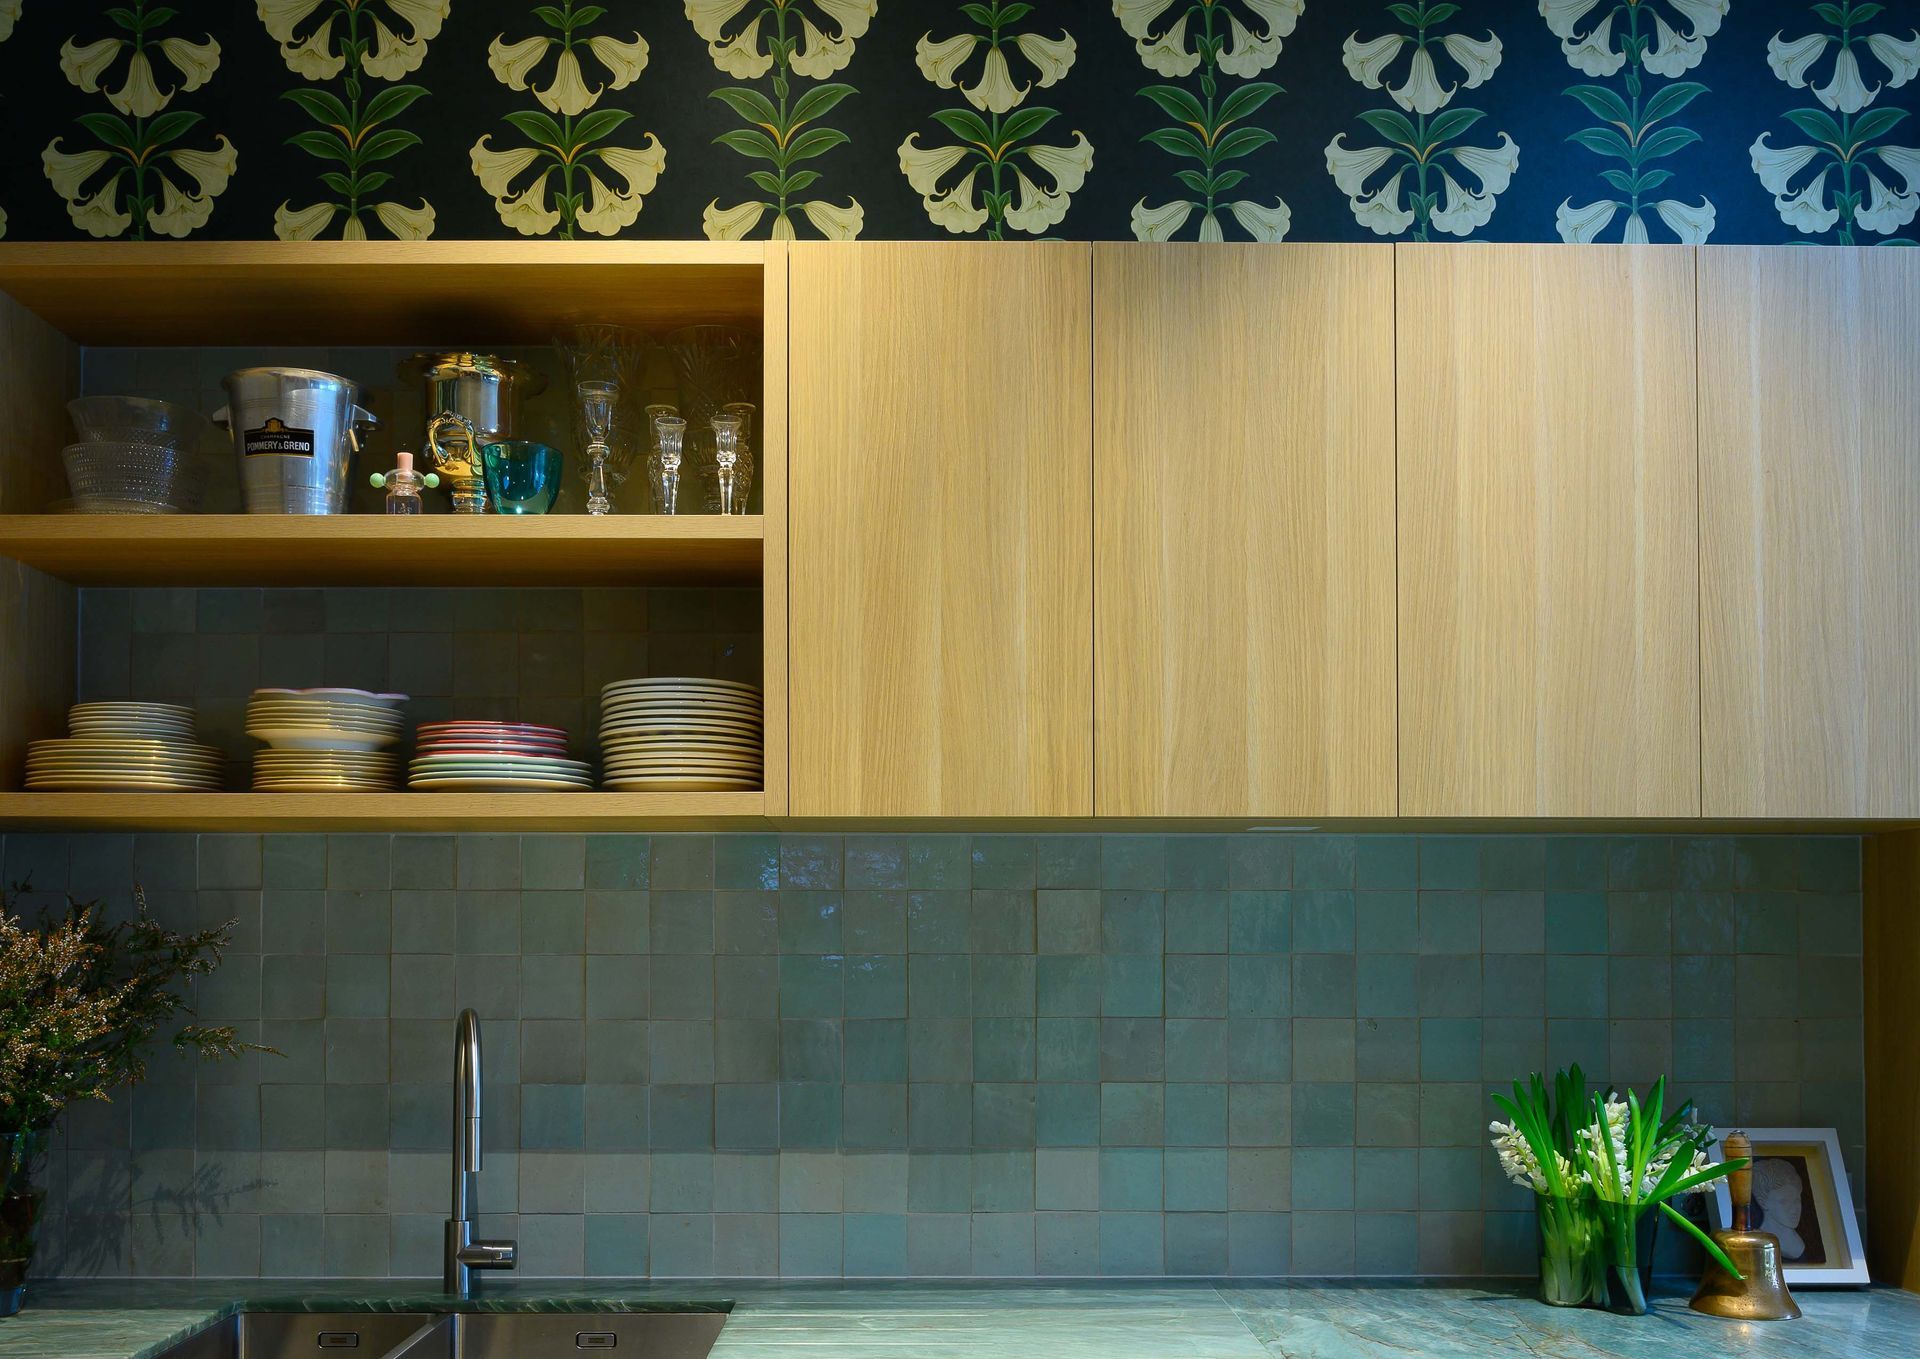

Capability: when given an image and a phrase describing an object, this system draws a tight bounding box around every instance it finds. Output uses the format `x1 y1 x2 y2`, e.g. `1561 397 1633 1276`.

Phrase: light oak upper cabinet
1699 248 1920 817
1396 244 1701 817
1094 245 1397 816
787 243 1093 817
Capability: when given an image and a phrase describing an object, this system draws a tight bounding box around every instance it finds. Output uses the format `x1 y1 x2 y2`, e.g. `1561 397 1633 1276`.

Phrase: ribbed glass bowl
67 394 210 443
62 440 208 513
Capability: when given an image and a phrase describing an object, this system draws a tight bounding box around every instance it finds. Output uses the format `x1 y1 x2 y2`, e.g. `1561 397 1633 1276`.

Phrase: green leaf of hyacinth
931 107 994 145
357 128 423 164
286 130 352 163
1782 107 1845 145
1141 126 1210 162
572 4 608 25
714 127 783 161
711 86 782 129
362 85 430 130
532 5 570 30
1424 2 1463 23
1567 126 1633 161
283 87 353 128
1637 125 1702 161
76 111 137 149
503 109 567 148
1138 84 1208 124
1357 107 1419 147
1216 81 1284 126
1641 81 1709 127
997 105 1058 146
142 109 203 151
782 169 822 195
789 82 857 129
1211 168 1249 193
785 126 851 162
571 108 633 148
1424 106 1485 147
1850 106 1910 149
1212 125 1277 161
1564 84 1633 126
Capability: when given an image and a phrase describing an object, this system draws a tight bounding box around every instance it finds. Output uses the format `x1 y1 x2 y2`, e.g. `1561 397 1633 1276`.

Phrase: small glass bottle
370 451 438 514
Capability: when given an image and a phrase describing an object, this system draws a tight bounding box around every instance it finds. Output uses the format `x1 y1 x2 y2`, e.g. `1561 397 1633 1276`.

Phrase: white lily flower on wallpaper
1555 197 1617 242
1117 0 1300 79
1768 32 1829 86
41 142 111 201
1129 197 1193 241
926 167 989 233
1325 130 1516 239
488 33 649 116
915 28 1077 113
1451 134 1519 196
1867 32 1920 88
1855 167 1920 235
1429 167 1496 236
43 131 236 240
1749 133 1821 195
274 201 337 241
1343 30 1503 116
1655 197 1715 242
1776 167 1839 234
60 33 221 117
499 172 562 236
702 199 768 240
60 37 121 90
800 199 864 238
69 174 132 238
690 0 875 79
1816 46 1879 113
260 0 447 80
1227 198 1290 241
1325 135 1394 196
1029 134 1094 195
471 138 540 198
0 0 18 43
1342 33 1403 87
898 130 1092 238
1351 169 1414 235
1880 146 1920 195
283 197 437 243
1642 14 1706 77
1561 13 1625 76
1546 0 1722 77
575 138 667 236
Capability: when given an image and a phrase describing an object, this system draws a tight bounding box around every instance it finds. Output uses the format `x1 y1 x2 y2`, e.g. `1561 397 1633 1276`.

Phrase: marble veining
3 1282 1917 1359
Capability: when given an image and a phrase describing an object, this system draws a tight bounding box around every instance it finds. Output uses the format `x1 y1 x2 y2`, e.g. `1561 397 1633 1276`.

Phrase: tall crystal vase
1535 1193 1608 1308
0 1130 48 1317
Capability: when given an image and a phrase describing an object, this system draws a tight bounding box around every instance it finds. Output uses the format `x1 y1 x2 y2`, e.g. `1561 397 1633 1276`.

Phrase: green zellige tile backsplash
3 831 1863 1280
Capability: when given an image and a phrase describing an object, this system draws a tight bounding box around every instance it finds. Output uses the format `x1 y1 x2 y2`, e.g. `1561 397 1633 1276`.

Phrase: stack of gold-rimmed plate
26 702 221 791
248 688 407 790
599 677 762 791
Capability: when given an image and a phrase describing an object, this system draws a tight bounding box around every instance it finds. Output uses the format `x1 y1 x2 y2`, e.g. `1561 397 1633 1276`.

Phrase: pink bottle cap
396 451 415 473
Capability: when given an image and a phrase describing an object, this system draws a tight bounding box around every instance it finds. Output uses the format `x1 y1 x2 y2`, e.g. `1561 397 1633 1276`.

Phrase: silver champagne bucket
215 367 377 514
401 352 545 514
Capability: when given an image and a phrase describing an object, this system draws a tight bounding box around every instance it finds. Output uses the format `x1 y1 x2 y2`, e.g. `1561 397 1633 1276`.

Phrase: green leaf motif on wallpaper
1544 0 1719 244
1120 0 1296 241
689 0 873 240
41 0 236 240
1752 1 1920 244
472 0 665 239
898 1 1093 240
262 0 446 240
1323 0 1518 241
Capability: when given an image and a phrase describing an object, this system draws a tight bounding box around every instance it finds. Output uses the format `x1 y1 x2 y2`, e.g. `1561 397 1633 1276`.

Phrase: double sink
160 1310 730 1359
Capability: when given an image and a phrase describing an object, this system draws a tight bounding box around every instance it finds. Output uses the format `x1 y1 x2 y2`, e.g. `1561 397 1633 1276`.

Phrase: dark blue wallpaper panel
2 0 1916 243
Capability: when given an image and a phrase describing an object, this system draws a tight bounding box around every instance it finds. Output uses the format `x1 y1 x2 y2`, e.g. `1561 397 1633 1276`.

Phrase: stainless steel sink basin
159 1311 727 1359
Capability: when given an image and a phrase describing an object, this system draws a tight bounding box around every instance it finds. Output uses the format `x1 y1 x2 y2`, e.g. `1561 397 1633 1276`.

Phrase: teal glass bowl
481 439 563 515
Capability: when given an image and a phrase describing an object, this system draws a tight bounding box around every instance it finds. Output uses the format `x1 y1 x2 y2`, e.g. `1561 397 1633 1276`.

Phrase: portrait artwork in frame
1708 1127 1869 1286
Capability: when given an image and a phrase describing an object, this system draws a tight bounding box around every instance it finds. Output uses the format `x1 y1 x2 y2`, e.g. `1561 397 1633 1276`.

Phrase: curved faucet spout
446 1008 516 1298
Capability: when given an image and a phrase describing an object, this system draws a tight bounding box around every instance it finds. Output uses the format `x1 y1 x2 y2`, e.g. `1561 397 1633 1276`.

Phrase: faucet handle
460 1238 517 1271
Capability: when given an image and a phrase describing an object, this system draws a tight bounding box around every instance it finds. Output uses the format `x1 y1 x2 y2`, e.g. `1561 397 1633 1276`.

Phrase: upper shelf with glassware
0 240 768 346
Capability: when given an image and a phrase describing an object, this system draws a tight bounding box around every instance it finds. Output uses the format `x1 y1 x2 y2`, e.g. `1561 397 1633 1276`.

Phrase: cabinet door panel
1094 244 1396 817
1397 244 1700 817
1700 248 1920 817
788 243 1093 817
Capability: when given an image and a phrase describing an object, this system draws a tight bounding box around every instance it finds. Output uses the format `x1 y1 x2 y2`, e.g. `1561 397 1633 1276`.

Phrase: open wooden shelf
0 241 766 346
0 514 763 586
0 791 768 831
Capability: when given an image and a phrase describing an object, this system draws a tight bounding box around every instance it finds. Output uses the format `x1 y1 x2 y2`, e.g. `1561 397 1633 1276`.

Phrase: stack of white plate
599 677 763 791
27 702 220 791
247 688 407 791
409 721 591 792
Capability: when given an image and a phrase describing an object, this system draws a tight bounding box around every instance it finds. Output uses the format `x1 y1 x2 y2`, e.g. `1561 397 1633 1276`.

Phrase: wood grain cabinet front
786 242 1094 818
1395 243 1702 818
1092 243 1397 817
1699 247 1920 818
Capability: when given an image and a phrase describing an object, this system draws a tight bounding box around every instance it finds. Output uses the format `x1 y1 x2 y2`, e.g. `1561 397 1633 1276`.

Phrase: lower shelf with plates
0 790 768 831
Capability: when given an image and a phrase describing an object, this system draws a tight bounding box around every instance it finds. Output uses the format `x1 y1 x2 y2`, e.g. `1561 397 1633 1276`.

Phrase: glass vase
1603 1209 1662 1316
1535 1193 1608 1308
1 1130 48 1318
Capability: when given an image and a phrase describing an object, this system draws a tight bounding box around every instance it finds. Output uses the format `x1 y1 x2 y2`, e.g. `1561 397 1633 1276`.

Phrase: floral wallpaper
0 0 1914 243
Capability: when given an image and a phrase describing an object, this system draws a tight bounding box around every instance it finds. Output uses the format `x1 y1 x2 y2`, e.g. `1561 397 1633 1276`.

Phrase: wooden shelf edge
0 791 768 832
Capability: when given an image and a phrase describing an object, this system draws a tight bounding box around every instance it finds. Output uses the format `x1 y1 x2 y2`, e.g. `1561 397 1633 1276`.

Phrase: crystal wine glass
652 413 688 515
643 403 677 512
576 379 619 515
719 400 756 513
710 413 744 517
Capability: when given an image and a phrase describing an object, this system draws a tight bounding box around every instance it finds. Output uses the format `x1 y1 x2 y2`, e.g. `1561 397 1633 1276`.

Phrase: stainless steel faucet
445 1008 517 1297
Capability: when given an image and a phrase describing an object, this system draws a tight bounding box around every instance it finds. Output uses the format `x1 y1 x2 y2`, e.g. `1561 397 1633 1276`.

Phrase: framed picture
1708 1127 1869 1287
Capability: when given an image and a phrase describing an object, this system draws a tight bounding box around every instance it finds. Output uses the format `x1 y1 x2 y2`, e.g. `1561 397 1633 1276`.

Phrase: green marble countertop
2 1280 1916 1359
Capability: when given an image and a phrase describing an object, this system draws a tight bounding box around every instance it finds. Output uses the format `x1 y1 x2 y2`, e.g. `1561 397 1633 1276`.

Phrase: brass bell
1690 1131 1802 1321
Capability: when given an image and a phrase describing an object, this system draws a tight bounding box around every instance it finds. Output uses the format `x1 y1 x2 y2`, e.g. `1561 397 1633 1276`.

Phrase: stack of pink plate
408 721 591 792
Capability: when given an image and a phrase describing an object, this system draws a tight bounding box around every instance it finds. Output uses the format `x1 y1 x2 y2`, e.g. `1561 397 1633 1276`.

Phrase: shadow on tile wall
4 831 1863 1280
